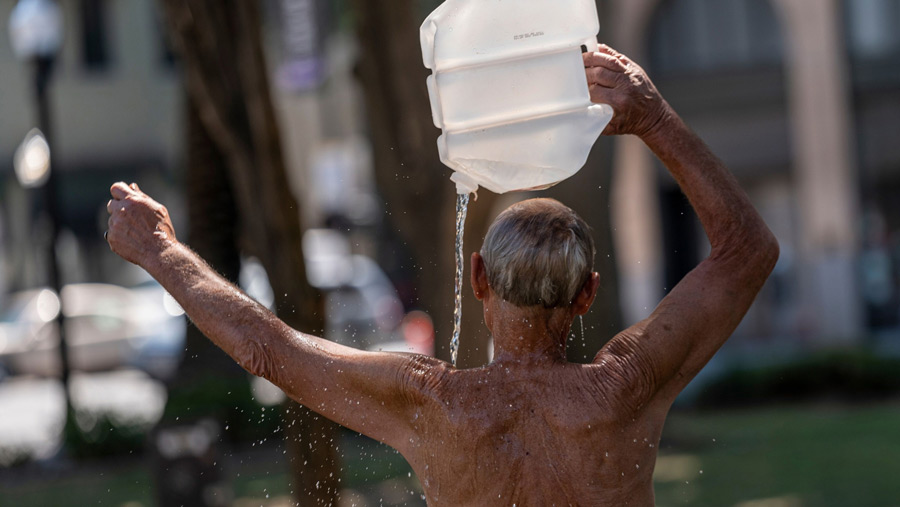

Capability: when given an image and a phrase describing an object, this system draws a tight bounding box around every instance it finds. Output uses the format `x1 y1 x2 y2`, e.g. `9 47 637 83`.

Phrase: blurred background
0 0 899 505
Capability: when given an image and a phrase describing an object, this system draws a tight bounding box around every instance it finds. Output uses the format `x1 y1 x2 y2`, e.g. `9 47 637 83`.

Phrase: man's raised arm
584 46 779 409
106 182 445 451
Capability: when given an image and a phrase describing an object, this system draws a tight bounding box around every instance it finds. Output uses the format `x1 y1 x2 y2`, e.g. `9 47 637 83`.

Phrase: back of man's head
481 198 595 308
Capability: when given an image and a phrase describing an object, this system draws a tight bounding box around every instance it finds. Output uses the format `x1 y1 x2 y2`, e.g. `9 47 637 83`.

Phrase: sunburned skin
394 315 667 505
106 44 778 505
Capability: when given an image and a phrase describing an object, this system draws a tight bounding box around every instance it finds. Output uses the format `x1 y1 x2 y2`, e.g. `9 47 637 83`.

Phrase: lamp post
9 0 71 413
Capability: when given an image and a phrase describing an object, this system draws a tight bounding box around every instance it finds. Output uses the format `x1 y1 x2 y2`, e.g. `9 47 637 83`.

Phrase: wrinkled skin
107 46 778 505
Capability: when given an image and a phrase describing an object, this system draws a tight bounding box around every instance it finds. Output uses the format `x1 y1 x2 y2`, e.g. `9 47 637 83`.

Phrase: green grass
0 463 154 507
0 432 418 507
654 403 900 506
3 403 900 506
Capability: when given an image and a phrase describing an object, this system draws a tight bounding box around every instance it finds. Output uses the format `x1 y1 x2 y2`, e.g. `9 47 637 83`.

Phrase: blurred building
608 0 900 350
0 0 365 294
2 0 898 353
0 0 182 292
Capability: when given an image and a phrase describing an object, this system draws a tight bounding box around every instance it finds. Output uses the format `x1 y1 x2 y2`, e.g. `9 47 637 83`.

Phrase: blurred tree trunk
176 97 245 380
158 1 340 505
353 0 620 366
352 0 500 367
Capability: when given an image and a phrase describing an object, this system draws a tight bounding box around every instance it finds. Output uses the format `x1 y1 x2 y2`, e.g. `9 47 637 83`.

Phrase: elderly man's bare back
105 45 778 505
401 358 663 505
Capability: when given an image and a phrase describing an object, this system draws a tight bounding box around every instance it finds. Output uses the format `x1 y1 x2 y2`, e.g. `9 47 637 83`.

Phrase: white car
0 283 185 379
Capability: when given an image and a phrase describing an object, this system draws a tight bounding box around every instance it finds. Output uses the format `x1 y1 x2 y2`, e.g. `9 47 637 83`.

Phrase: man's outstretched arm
585 46 779 409
106 182 445 451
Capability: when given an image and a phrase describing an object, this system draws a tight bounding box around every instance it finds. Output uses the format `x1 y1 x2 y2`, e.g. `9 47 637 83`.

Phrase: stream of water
450 193 470 367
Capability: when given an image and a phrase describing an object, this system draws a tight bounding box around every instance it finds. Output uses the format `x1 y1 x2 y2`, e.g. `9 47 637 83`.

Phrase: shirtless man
106 45 778 505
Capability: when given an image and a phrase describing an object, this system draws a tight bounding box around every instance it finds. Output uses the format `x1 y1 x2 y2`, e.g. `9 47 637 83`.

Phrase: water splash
450 193 470 367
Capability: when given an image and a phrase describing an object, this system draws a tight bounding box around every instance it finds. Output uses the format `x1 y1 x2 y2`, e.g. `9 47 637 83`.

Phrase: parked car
0 283 185 380
303 229 434 355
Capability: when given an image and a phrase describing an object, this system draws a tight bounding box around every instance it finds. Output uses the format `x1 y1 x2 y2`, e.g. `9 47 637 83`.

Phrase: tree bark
177 96 246 380
158 1 340 504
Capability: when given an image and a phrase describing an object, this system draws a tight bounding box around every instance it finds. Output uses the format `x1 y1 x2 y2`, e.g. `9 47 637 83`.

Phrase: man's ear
471 252 489 300
573 272 600 315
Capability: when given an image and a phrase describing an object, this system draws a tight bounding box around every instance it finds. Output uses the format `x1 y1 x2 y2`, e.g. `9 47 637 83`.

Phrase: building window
647 0 792 340
80 0 110 70
649 0 783 77
846 0 900 61
845 0 900 332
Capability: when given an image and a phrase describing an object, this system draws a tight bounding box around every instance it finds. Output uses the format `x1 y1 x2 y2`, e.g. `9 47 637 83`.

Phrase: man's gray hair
480 198 595 308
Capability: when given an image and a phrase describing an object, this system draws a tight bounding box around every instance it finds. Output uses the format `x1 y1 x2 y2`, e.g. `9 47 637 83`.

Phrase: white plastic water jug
421 0 614 195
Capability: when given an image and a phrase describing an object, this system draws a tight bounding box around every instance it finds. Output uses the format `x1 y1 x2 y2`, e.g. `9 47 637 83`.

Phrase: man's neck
488 299 573 365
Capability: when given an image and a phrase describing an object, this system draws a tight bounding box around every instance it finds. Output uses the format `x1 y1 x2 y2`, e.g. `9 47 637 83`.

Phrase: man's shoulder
397 354 454 403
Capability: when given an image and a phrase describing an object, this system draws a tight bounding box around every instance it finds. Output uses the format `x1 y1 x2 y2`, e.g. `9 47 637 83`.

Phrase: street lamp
13 128 51 188
8 0 63 61
8 0 72 414
9 0 62 153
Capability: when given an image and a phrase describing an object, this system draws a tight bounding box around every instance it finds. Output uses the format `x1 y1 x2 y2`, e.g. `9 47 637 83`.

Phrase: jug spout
451 171 479 195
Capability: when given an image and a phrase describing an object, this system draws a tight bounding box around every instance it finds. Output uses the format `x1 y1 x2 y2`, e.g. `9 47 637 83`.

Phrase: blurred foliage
61 374 280 461
64 410 147 460
0 445 37 468
4 428 420 506
161 374 282 444
694 350 900 408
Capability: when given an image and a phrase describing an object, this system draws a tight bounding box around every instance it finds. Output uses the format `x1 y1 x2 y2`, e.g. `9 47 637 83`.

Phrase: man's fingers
107 199 114 215
110 182 131 200
586 66 622 89
588 84 619 108
598 43 625 59
583 50 626 72
588 85 607 105
130 182 141 193
598 44 633 68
